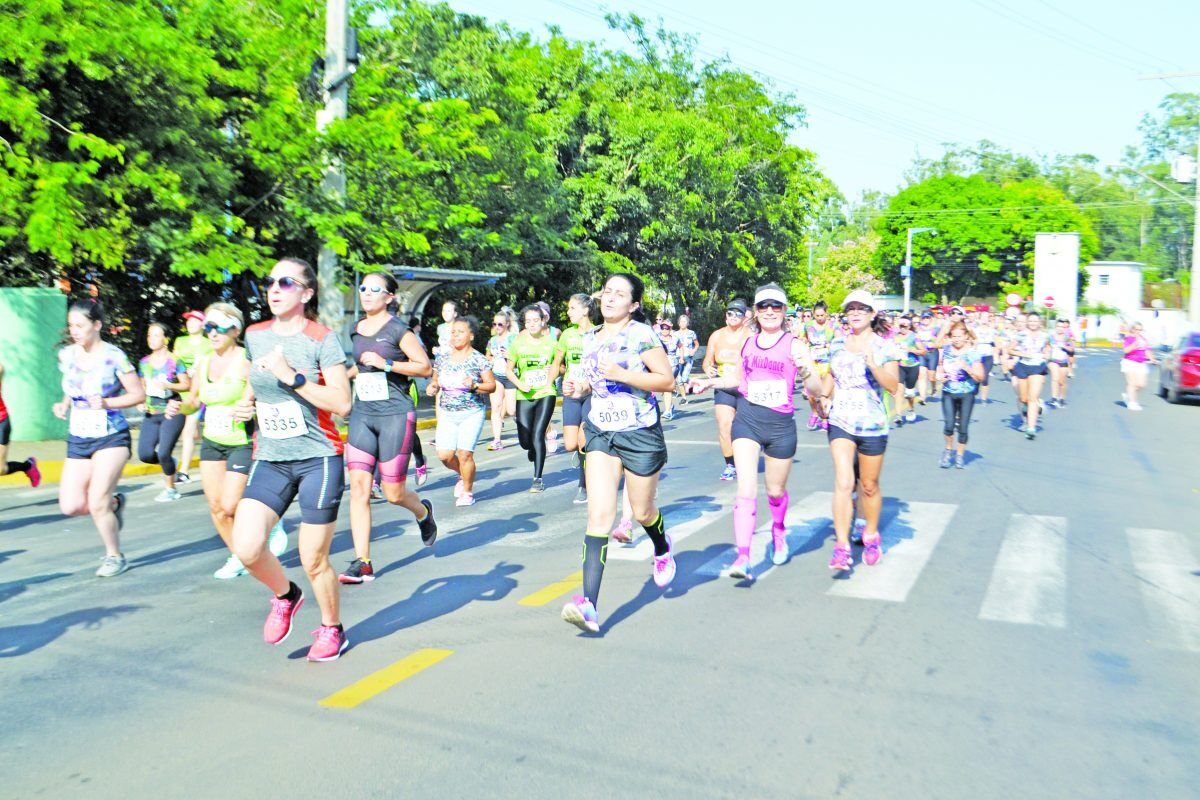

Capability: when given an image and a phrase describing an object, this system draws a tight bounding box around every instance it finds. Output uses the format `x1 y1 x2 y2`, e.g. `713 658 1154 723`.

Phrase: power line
1031 0 1183 73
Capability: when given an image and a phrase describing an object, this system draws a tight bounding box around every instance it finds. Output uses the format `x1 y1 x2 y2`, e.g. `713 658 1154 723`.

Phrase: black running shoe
112 492 126 533
418 499 437 547
338 558 375 584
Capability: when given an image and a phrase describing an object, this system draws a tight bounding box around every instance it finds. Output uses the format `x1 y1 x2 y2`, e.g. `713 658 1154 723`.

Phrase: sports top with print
828 335 900 437
1016 330 1049 365
245 320 345 461
486 331 514 377
350 315 414 416
581 320 663 433
940 344 982 394
434 350 491 413
805 322 836 364
738 331 798 415
59 342 135 436
557 325 588 383
138 354 181 414
973 324 996 356
509 333 559 401
677 328 698 357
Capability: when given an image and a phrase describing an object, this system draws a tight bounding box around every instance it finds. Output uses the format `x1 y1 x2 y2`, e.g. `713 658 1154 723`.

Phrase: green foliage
788 231 884 307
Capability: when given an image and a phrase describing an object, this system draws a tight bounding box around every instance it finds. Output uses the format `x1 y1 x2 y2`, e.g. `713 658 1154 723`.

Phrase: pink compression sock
768 492 789 537
733 496 756 557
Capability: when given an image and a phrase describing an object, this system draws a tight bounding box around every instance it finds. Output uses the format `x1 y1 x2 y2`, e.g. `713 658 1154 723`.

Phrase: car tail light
1182 350 1200 367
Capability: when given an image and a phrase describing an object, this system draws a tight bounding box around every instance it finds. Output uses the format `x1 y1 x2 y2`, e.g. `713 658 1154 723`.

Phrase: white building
1083 261 1143 318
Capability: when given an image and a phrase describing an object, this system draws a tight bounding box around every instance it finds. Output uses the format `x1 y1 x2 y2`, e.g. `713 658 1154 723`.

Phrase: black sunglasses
204 322 238 335
264 276 307 291
755 301 785 311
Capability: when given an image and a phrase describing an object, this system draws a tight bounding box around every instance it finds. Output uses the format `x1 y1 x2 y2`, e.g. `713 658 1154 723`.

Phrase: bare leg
86 447 129 556
231 499 288 595
298 521 339 626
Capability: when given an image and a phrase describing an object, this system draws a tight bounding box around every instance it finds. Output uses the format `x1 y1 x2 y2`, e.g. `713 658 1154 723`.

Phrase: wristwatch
290 372 307 389
384 359 394 372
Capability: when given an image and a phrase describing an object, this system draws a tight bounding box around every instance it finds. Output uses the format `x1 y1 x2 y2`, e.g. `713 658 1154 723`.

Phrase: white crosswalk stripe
978 515 1068 628
694 491 833 579
826 500 957 603
1127 528 1200 653
608 494 734 561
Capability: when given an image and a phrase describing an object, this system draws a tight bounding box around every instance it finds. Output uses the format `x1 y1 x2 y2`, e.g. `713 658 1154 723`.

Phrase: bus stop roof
347 266 507 320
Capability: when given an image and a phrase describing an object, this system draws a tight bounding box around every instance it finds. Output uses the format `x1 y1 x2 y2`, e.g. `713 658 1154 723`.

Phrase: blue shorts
828 425 887 456
435 408 486 452
67 430 132 459
243 455 344 525
562 396 587 427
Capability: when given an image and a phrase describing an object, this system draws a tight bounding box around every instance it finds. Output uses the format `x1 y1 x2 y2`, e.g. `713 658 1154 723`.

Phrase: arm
98 370 146 410
865 351 900 394
702 331 719 377
598 346 676 394
473 367 497 395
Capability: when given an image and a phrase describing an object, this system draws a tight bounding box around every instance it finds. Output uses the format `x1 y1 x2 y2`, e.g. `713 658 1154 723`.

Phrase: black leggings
516 396 556 478
941 392 976 444
138 412 187 476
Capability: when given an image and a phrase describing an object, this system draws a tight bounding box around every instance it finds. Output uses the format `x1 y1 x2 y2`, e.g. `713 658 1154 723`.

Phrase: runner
435 301 459 359
404 314 431 487
54 300 145 577
675 314 698 403
229 257 354 661
560 273 677 633
1011 311 1051 439
428 315 495 507
690 284 822 579
552 294 596 504
340 270 437 586
973 311 997 404
817 290 900 573
179 303 288 579
915 312 940 402
485 307 518 450
891 314 924 424
1121 321 1157 411
658 320 679 420
803 301 836 431
507 304 559 493
937 321 985 469
136 322 189 502
171 310 213 484
702 298 751 480
1048 318 1075 408
0 360 40 486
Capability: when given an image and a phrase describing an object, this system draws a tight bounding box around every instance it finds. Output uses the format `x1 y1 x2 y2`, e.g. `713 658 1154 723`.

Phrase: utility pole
316 0 354 337
1190 136 1200 326
904 227 937 313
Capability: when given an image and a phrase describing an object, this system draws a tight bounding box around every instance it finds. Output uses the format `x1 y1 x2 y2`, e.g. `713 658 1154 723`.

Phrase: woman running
675 314 698 403
507 304 559 493
560 273 677 633
485 307 517 450
229 257 353 662
137 322 190 502
428 316 495 507
1047 318 1075 408
802 301 836 431
690 284 821 580
817 290 900 573
171 310 212 484
658 321 679 420
915 313 940 402
0 360 41 486
937 321 985 469
340 271 437 586
54 300 145 577
1121 322 1156 411
973 311 997 404
1011 312 1051 439
891 315 924 425
702 299 751 480
552 293 596 504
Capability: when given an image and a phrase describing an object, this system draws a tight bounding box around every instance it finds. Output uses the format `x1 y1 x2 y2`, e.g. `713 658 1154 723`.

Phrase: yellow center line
517 570 583 607
319 648 454 708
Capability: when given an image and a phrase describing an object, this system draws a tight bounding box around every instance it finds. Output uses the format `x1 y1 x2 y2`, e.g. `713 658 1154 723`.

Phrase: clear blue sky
444 0 1200 201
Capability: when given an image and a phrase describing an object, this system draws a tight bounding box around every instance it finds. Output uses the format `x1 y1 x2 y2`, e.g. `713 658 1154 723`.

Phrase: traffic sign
1044 296 1056 309
1006 292 1022 306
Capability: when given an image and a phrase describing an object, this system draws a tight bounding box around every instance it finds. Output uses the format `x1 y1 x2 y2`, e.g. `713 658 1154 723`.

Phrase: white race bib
747 379 788 408
589 393 638 431
354 372 389 402
145 378 168 399
524 368 549 388
835 387 873 419
256 400 308 439
567 364 585 382
492 357 506 375
204 406 235 438
70 408 108 438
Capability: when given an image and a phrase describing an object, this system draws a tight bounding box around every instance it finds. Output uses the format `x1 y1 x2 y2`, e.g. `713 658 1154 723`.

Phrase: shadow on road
371 513 543 578
130 536 228 570
0 513 63 533
0 605 145 658
596 543 728 635
0 571 72 606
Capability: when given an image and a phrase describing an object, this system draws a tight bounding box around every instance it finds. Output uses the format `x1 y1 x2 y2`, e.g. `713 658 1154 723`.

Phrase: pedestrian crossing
979 515 1068 627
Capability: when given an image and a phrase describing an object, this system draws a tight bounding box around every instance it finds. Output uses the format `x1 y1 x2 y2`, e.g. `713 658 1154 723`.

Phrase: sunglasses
844 304 873 313
358 284 389 295
755 301 785 311
204 322 238 335
726 310 745 317
264 276 307 291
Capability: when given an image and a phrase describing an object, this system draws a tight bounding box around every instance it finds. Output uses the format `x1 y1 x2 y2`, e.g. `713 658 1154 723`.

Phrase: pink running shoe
611 518 634 544
454 479 464 498
726 554 753 581
829 546 853 572
652 535 676 588
819 418 829 431
264 591 304 645
807 413 819 431
488 438 504 451
307 625 349 662
26 457 41 488
862 533 882 566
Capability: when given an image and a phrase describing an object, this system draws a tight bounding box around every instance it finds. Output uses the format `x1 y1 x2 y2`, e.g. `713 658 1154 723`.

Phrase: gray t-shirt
245 319 346 462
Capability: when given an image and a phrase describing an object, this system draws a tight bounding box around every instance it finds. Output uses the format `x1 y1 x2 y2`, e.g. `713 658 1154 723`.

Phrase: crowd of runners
2 257 1121 659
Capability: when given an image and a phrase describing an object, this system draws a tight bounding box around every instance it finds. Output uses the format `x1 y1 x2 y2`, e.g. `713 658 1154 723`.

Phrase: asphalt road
2 348 1197 799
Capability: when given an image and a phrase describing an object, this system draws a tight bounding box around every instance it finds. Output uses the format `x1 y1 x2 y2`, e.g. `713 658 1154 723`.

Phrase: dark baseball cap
726 299 748 314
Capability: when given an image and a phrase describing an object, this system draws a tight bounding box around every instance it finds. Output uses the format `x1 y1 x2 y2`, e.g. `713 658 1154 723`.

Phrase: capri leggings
137 412 187 476
346 411 415 484
941 392 976 444
980 356 994 386
516 396 556 479
899 364 920 390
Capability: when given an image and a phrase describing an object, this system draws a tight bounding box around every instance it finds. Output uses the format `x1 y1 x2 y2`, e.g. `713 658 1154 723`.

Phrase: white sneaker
155 488 181 503
455 492 476 507
213 554 247 580
905 412 916 423
268 521 288 557
1128 402 1143 411
175 472 192 485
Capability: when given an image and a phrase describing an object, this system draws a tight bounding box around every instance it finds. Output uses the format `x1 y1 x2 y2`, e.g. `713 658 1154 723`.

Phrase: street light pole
904 227 937 313
1190 135 1200 326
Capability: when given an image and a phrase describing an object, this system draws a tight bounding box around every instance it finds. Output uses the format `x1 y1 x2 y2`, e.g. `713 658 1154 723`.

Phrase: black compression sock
643 512 668 557
581 532 608 608
578 462 586 489
277 581 301 602
724 454 734 467
6 461 29 475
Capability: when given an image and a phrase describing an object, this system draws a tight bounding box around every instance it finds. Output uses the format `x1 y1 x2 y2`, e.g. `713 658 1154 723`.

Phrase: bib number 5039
589 394 637 431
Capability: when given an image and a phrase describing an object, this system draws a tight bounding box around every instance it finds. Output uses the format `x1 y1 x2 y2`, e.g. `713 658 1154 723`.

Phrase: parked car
1157 332 1200 403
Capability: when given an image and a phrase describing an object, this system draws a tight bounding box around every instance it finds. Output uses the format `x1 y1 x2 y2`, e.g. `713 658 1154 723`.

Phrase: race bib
70 408 108 438
204 406 235 438
354 372 389 402
747 379 788 408
524 368 549 388
145 378 168 399
589 393 638 431
256 400 308 439
835 387 873 419
567 364 585 382
492 357 506 375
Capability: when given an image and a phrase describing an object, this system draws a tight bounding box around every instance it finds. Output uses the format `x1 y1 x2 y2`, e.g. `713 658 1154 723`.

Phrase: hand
257 346 296 384
53 401 69 420
704 364 718 378
359 351 388 371
87 394 105 410
232 398 255 423
164 399 182 419
562 377 577 397
688 378 711 395
597 356 626 384
137 403 146 414
425 380 439 396
817 395 832 419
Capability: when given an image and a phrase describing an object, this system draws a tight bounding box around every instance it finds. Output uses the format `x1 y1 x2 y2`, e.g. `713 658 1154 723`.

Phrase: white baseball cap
754 286 788 306
841 289 876 310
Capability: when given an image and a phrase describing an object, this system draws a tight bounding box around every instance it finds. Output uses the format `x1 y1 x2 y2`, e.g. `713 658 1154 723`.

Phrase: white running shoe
268 521 288 557
154 488 181 503
214 554 248 580
455 492 476 507
1128 402 1143 411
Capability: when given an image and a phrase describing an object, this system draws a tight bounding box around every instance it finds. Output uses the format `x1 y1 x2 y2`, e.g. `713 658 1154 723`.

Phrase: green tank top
195 352 249 446
510 332 558 401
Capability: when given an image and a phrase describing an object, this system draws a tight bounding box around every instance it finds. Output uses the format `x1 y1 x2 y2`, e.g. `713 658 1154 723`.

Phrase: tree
789 232 884 307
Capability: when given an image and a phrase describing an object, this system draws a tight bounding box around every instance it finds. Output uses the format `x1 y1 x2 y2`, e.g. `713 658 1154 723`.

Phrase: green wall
0 288 68 442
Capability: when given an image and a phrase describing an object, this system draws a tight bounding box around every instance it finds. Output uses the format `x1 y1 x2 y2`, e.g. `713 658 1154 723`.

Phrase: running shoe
726 555 753 581
264 591 304 645
307 625 349 662
415 463 429 487
488 438 504 451
370 482 383 501
892 416 904 428
26 457 41 488
1025 426 1037 440
954 452 965 470
1128 402 1143 411
1047 398 1058 409
112 492 126 533
561 595 599 633
176 472 192 485
905 411 916 423
807 412 819 431
155 488 181 503
662 410 673 421
213 554 247 580
819 418 828 431
547 428 559 454
339 558 375 584
418 499 438 546
939 449 953 469
1058 398 1067 408
771 533 789 565
720 464 737 481
652 535 676 588
611 518 634 544
851 517 867 546
455 492 476 507
529 478 545 493
268 520 288 557
828 546 853 572
454 479 464 499
862 533 882 566
573 486 588 505
1038 399 1045 412
95 554 127 578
